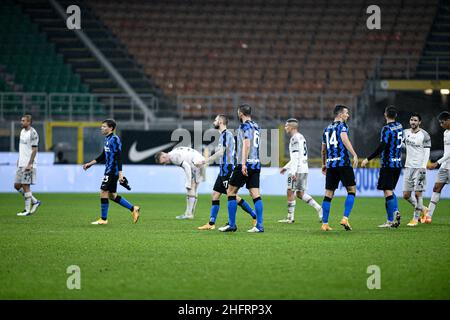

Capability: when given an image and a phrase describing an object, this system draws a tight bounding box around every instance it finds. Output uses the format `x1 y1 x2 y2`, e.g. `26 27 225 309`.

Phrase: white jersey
169 147 205 188
283 132 308 174
18 127 39 168
437 130 450 170
404 128 431 169
169 147 204 167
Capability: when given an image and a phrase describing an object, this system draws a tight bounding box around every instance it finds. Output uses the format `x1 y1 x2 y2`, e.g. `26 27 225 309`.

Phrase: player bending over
219 104 264 233
15 115 41 216
423 111 450 224
401 113 431 226
83 119 140 225
155 146 205 220
197 114 257 230
362 106 403 228
320 105 358 231
279 118 322 224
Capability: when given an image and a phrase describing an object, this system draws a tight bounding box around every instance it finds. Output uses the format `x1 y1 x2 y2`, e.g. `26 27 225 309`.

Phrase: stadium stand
0 0 172 120
0 0 102 120
0 0 88 94
416 0 450 79
88 0 438 119
17 0 164 97
0 0 445 122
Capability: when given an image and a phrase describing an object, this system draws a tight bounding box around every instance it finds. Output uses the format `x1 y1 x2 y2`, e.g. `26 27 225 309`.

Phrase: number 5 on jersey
397 131 403 148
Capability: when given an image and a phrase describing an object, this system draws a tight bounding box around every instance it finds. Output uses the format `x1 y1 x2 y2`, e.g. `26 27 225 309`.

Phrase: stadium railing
0 92 159 124
372 56 450 80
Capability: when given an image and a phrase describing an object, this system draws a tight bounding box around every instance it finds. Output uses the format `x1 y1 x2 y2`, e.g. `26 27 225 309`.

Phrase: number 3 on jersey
325 130 338 149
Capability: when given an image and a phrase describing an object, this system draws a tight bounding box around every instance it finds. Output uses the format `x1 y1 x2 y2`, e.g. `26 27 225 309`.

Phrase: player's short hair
286 118 299 127
238 103 252 116
155 152 163 163
102 119 117 130
217 114 228 125
385 106 398 119
410 112 422 121
438 111 450 121
22 114 32 124
333 105 348 116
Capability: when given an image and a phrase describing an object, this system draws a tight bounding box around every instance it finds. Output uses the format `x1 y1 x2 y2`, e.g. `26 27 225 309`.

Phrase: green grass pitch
0 193 449 300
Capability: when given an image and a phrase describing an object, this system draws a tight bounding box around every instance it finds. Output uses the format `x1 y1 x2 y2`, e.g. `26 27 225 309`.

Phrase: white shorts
15 167 36 185
436 168 450 184
403 168 427 192
287 173 308 192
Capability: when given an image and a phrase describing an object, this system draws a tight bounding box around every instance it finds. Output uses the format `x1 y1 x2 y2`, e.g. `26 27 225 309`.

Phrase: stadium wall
0 165 449 198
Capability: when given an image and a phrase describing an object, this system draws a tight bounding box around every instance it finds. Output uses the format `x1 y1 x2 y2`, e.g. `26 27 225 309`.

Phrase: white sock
302 193 321 211
17 187 25 196
416 196 423 211
428 192 440 217
186 196 197 216
18 188 37 203
413 196 424 220
24 192 32 212
413 208 421 221
287 201 296 220
192 196 198 215
406 196 417 208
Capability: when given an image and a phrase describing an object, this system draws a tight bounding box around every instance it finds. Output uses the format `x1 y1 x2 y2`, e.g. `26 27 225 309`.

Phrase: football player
279 118 322 224
83 119 140 225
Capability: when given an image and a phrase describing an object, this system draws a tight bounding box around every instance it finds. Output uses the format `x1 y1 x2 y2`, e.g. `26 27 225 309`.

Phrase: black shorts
325 166 356 191
229 165 260 190
377 167 402 191
100 174 118 193
213 174 230 194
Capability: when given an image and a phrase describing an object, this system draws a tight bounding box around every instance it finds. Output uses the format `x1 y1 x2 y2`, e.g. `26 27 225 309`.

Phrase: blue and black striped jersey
380 122 403 168
322 121 351 168
96 133 122 175
219 129 235 176
237 120 261 170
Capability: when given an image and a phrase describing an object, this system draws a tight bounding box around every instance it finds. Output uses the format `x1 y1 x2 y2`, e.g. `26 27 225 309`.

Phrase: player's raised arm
340 131 358 168
205 145 225 165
